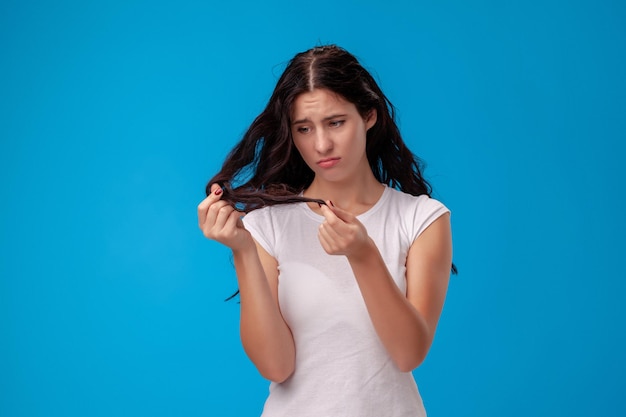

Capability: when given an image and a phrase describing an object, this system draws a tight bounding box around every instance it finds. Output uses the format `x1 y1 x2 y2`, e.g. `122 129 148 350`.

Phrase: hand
318 202 373 259
197 184 253 251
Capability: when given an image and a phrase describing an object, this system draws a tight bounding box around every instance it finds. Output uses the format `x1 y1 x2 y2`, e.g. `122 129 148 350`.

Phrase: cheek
292 139 312 163
349 126 367 148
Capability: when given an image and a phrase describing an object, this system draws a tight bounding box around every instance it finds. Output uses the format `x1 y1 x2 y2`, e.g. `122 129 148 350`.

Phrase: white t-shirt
242 185 450 417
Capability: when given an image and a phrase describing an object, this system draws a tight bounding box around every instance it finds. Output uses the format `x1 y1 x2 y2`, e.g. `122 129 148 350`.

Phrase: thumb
325 201 356 223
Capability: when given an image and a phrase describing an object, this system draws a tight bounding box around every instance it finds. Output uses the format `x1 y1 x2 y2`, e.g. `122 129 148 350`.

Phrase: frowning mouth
317 157 341 168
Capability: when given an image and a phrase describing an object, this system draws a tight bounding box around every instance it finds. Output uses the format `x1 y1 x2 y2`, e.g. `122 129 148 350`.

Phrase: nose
314 130 333 154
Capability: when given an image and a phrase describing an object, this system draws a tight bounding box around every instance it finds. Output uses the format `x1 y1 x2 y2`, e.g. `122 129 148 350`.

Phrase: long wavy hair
206 45 456 278
205 45 432 208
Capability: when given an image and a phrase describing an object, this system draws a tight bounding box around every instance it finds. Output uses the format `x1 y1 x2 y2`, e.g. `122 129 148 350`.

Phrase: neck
303 171 385 214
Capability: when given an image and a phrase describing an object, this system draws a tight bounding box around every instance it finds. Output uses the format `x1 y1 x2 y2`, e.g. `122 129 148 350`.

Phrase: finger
212 202 237 231
197 195 212 227
318 221 343 253
215 210 245 243
197 184 224 227
209 183 223 195
317 224 334 254
318 236 332 255
204 200 231 232
320 204 356 239
319 203 343 225
324 201 356 223
201 201 228 236
319 219 343 242
225 209 244 231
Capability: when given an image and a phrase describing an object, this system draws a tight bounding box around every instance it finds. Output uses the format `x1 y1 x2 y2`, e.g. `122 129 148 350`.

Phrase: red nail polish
329 200 334 207
215 188 223 196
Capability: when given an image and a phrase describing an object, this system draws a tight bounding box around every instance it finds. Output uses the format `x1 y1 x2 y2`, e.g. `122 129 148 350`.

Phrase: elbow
259 361 294 383
394 354 426 373
393 327 435 372
392 344 430 373
241 334 296 383
253 348 295 383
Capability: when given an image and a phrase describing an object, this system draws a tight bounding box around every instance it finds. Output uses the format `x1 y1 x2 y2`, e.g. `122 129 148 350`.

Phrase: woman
197 45 453 417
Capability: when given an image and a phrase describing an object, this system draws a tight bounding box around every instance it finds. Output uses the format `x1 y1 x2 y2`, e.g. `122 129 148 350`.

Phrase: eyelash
297 120 344 134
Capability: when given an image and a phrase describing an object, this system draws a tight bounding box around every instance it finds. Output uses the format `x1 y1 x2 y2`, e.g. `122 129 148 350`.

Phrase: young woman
197 45 453 417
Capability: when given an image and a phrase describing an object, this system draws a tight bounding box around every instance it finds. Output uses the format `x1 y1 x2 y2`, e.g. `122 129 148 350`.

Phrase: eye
329 120 345 128
296 126 311 134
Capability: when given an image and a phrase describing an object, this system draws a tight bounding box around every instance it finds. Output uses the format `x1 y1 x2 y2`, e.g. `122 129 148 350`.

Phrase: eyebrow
292 114 348 125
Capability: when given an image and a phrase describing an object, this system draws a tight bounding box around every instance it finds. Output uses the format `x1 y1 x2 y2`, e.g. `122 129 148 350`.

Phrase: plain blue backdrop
2 0 625 416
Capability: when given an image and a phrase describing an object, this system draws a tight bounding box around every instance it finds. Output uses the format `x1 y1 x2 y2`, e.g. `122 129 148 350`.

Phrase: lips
317 157 341 168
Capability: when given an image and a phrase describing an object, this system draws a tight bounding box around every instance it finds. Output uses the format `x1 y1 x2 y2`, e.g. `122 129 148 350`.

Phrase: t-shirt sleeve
241 207 276 257
410 196 450 243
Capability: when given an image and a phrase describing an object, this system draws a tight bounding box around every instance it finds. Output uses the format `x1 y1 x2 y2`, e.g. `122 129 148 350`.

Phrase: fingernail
317 202 322 208
329 200 334 207
214 188 223 196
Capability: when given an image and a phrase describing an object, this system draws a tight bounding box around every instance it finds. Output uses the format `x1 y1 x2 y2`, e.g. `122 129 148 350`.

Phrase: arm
234 242 296 382
198 185 295 382
318 204 452 372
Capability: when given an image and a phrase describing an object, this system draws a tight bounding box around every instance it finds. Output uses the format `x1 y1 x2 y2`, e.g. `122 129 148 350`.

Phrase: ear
365 109 377 130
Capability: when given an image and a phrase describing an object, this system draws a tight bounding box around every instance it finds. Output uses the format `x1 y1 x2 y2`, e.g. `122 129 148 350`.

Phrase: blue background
2 0 625 415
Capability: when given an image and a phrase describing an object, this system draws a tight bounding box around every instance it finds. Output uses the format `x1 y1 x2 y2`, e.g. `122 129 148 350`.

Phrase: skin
197 88 452 381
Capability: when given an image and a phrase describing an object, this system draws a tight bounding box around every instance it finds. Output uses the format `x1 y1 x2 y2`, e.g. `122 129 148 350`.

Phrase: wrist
231 239 258 258
347 238 378 264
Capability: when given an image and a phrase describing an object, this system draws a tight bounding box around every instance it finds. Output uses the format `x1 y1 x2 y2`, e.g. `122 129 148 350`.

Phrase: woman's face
290 88 376 185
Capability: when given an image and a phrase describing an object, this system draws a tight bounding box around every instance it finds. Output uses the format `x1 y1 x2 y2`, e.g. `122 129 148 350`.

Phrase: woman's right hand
197 183 253 251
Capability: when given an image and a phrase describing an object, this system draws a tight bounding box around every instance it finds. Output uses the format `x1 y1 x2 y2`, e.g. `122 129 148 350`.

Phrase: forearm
348 240 431 372
232 247 295 382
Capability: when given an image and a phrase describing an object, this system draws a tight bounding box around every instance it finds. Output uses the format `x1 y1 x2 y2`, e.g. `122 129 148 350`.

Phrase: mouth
317 157 341 168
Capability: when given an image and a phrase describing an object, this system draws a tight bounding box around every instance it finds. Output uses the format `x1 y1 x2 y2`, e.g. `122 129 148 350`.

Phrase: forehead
291 89 355 118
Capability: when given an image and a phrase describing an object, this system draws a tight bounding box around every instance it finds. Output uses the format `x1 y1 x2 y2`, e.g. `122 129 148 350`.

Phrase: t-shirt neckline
298 184 390 222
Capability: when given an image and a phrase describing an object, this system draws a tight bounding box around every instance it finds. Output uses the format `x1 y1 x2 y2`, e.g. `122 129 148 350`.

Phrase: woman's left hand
318 202 372 259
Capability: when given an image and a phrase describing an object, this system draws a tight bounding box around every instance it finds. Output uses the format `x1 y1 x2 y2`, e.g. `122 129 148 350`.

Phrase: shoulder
242 203 304 239
242 203 309 258
385 187 448 213
242 206 284 258
385 187 450 241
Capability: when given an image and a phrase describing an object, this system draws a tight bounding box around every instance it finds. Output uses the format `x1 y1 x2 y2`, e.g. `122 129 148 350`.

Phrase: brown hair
205 45 432 212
